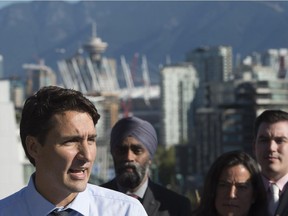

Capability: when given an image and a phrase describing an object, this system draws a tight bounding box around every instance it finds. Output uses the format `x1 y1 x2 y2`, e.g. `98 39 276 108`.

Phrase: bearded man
101 116 192 216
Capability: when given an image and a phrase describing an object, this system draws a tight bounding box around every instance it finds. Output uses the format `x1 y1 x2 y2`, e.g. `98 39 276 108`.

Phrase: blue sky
0 0 212 9
0 0 80 9
0 1 16 8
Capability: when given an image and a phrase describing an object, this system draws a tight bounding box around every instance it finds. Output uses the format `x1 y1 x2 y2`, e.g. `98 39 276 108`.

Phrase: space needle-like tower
83 22 108 67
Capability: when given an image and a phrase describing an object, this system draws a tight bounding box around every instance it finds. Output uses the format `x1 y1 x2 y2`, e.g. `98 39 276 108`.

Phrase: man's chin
117 169 136 176
117 175 141 188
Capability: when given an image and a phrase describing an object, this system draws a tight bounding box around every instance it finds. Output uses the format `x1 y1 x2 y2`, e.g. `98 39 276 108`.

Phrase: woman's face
215 164 255 216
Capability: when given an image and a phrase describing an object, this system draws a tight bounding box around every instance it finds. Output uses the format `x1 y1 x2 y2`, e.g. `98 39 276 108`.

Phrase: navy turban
110 116 158 158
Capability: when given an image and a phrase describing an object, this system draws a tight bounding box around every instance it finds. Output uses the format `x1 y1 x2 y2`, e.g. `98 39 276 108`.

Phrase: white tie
269 183 280 216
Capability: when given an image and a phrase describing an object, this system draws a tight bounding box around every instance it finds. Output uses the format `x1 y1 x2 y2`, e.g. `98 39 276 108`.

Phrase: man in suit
254 110 288 216
101 116 192 216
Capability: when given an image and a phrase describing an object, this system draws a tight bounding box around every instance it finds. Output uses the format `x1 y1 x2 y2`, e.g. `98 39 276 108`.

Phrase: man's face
254 121 288 181
112 136 151 190
28 111 97 205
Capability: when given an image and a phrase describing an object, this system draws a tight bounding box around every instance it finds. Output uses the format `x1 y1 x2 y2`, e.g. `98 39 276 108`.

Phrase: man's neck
34 173 78 207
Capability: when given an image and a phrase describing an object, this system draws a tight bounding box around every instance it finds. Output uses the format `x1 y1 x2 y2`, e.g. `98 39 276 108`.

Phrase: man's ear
26 135 41 160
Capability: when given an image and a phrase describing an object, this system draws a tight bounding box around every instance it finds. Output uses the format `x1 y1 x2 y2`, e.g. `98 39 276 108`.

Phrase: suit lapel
102 179 119 191
276 186 288 216
142 186 160 216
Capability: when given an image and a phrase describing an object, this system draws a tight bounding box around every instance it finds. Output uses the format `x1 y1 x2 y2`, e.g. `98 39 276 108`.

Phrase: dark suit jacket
101 179 192 216
275 186 288 216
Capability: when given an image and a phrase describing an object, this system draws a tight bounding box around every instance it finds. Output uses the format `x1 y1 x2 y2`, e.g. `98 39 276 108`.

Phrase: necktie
128 193 139 199
269 183 280 216
127 193 142 203
48 209 71 216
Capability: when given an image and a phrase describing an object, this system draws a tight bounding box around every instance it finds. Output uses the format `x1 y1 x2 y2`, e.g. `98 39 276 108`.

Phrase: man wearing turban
101 116 192 216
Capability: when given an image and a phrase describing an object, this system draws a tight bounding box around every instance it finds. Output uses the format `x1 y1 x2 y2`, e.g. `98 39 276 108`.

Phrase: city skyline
0 1 287 80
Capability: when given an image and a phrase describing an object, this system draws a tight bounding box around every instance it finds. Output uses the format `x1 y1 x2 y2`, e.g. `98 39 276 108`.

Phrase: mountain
1 1 288 83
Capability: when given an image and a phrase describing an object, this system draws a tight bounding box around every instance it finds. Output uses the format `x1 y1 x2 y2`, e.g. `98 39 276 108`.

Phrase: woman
192 150 268 216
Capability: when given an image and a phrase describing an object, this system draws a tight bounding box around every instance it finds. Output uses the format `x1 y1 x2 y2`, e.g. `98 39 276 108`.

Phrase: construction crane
141 55 151 106
120 55 135 117
130 53 139 84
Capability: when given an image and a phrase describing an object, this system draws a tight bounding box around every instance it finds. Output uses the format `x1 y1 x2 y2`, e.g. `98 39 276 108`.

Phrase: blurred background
1 0 288 207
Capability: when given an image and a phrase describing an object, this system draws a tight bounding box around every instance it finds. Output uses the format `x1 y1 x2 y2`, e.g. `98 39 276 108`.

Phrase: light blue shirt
0 175 147 216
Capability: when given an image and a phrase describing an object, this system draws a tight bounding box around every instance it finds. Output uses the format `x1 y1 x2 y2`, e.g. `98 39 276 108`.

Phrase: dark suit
275 186 288 216
101 179 192 216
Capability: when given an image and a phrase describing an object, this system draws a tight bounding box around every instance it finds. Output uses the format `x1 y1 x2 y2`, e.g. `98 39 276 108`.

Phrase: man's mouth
68 168 88 180
124 167 135 172
69 168 86 173
117 164 137 173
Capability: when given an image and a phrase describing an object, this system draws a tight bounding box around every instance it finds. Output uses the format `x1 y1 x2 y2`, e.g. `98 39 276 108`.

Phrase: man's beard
115 160 150 189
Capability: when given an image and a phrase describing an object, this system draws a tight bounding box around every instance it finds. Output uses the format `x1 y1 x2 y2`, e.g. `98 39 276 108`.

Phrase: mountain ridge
1 1 288 82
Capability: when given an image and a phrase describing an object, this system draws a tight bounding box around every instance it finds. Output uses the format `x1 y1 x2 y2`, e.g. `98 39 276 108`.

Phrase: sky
0 0 80 9
0 1 17 8
0 0 203 9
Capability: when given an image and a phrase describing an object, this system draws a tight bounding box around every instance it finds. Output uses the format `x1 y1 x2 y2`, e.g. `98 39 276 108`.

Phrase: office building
186 46 233 108
186 45 233 83
23 62 57 97
0 80 25 198
160 62 198 147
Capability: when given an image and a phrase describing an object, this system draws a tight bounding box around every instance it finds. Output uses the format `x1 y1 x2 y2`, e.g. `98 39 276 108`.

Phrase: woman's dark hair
20 86 100 166
192 150 267 216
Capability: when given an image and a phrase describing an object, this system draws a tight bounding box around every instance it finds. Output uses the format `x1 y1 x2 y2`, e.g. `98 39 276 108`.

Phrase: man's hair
254 110 288 137
20 86 100 166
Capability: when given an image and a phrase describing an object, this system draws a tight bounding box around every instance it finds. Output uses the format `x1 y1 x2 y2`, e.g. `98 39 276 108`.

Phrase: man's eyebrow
258 135 288 139
88 134 97 138
275 136 288 140
62 134 97 139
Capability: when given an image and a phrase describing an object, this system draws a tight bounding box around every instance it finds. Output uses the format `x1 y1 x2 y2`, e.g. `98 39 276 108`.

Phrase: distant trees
151 145 176 188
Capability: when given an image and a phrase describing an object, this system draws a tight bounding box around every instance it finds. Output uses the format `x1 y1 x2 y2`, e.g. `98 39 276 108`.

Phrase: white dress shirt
0 175 147 216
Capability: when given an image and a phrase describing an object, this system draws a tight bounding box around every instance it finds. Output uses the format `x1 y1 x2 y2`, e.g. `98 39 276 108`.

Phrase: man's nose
77 141 95 162
125 149 136 161
268 140 277 151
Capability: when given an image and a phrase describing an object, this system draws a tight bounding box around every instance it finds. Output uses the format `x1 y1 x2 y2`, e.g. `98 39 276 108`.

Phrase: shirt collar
67 184 91 216
24 174 56 216
25 173 90 216
262 172 288 192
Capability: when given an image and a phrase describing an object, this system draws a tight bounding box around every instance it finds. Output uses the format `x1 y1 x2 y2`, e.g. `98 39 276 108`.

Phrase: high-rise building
186 46 233 108
0 80 25 198
261 48 288 79
23 62 57 97
9 77 25 109
186 45 233 83
160 62 199 147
